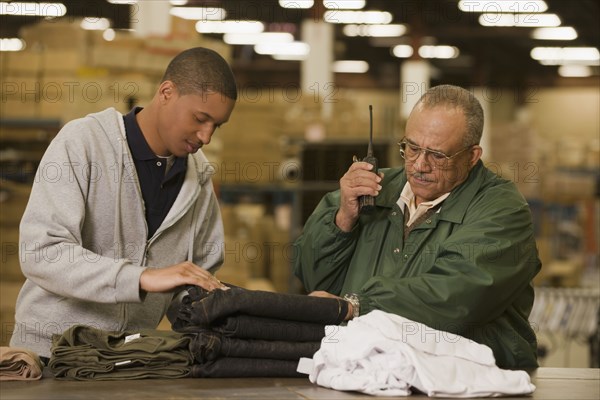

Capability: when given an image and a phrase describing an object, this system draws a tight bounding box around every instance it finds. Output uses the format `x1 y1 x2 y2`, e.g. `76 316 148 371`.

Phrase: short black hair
161 47 238 100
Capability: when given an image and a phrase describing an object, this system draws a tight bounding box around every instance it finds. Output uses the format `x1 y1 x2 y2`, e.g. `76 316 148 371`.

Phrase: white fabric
297 310 535 397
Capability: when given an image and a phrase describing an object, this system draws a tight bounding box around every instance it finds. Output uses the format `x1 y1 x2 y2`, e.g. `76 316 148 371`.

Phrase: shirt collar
397 181 450 212
123 107 156 161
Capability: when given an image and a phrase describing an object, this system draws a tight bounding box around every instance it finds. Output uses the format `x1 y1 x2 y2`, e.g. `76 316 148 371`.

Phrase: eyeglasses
398 138 473 167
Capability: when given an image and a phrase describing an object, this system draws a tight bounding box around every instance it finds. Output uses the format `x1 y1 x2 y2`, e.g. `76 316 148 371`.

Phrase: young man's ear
158 81 176 103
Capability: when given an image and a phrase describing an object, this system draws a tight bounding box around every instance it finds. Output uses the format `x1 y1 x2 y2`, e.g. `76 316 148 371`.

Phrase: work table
1 368 598 399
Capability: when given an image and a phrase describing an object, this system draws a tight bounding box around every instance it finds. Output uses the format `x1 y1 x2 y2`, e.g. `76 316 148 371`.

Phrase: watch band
343 293 360 319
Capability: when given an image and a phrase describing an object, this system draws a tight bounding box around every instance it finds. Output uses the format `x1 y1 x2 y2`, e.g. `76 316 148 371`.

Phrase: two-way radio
358 105 378 213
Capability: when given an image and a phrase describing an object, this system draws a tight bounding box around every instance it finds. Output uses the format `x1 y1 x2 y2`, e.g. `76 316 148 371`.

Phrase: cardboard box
43 50 85 74
1 75 40 101
20 20 88 50
91 46 134 70
133 51 172 75
6 51 42 75
0 98 39 119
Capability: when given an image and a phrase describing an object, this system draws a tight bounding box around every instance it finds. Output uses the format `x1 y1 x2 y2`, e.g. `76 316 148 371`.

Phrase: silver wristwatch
343 293 360 319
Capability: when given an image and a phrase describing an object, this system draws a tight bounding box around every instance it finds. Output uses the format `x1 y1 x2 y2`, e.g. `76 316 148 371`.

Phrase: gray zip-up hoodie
10 108 224 357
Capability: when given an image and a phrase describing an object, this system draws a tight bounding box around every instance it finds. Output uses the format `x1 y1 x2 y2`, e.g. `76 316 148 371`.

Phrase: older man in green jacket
293 85 541 369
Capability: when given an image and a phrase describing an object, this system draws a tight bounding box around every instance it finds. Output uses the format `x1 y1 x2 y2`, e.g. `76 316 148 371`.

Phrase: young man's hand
140 261 227 293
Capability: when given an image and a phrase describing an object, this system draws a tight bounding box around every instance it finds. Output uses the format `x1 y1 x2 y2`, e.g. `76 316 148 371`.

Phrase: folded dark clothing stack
49 325 193 380
173 285 348 378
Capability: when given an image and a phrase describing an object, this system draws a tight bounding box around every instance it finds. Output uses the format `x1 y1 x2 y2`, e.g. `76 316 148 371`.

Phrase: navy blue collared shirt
123 107 187 239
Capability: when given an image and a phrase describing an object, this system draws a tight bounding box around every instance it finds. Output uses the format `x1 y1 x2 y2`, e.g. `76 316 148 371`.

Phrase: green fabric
293 161 541 369
49 325 193 380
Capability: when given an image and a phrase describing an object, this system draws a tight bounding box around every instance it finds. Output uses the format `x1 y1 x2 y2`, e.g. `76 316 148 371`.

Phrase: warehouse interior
0 0 599 375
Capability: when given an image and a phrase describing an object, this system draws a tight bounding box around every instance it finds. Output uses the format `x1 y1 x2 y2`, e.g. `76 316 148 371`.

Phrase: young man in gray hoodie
10 47 237 359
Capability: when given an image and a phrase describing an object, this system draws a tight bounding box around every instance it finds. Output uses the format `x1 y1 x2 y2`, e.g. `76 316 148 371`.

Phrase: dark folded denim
175 285 348 327
214 314 327 342
190 357 303 378
190 330 320 363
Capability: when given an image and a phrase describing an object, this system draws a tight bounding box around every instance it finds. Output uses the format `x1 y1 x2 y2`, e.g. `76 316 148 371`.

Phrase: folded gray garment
0 346 44 381
49 325 193 380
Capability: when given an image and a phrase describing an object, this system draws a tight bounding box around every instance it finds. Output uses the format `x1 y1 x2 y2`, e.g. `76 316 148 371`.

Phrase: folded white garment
297 310 536 398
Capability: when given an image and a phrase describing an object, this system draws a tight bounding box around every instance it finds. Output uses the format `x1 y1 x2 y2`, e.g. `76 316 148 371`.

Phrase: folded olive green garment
49 325 193 380
0 346 44 381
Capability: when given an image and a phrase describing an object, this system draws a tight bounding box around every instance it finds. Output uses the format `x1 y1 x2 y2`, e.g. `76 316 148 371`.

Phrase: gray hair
161 47 238 100
414 84 484 145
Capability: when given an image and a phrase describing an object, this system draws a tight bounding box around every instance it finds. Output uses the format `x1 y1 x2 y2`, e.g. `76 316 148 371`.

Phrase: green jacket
293 161 541 369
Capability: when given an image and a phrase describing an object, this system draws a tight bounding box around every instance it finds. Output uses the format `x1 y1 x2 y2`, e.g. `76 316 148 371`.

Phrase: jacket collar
375 160 487 225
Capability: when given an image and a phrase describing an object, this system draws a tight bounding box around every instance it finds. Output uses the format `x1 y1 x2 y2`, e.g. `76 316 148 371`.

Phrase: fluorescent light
531 47 600 63
195 21 264 34
107 1 138 4
170 7 226 20
0 2 66 17
479 13 560 27
81 18 111 30
324 0 365 9
272 53 309 61
343 24 406 37
558 65 593 78
279 0 313 9
392 44 414 58
223 32 294 45
169 0 187 5
418 45 460 59
531 27 578 40
0 38 26 51
324 10 392 24
333 60 369 73
458 0 547 13
540 59 600 66
255 41 310 57
103 28 116 41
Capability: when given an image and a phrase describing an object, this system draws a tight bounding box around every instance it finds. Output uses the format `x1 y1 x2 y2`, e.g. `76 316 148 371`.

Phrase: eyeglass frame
398 137 475 167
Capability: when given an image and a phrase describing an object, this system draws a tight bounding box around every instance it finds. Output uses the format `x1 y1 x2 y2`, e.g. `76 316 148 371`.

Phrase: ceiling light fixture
195 20 264 34
458 0 548 13
418 45 460 59
531 27 578 40
392 45 414 58
558 65 593 78
332 60 369 73
0 38 26 51
343 24 406 37
531 47 600 64
324 10 393 24
170 7 226 21
103 28 116 41
81 17 111 30
255 41 310 59
0 2 66 17
223 32 294 45
479 13 560 27
279 0 313 9
324 0 365 10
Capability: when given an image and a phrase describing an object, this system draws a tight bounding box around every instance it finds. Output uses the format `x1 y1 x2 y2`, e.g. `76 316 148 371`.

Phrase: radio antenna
367 104 373 157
